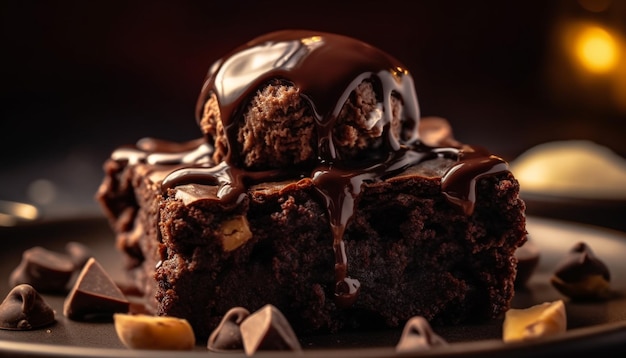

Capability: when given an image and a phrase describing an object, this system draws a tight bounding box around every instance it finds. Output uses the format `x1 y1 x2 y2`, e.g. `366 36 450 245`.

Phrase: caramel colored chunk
503 300 567 342
114 313 195 350
219 216 253 252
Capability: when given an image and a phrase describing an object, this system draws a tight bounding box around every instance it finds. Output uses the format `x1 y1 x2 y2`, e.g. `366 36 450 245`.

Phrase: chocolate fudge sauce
109 30 508 308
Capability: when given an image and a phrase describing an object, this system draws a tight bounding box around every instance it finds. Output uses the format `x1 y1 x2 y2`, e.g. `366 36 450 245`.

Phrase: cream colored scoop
510 140 626 200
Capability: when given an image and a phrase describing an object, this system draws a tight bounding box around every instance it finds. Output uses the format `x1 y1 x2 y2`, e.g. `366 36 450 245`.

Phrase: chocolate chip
551 241 612 300
0 284 55 330
63 257 129 321
207 307 250 352
514 236 540 288
554 241 610 282
240 304 301 356
395 316 448 352
9 246 75 293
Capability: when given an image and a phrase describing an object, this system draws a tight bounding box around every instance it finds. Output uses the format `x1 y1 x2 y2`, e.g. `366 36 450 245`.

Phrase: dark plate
0 216 625 357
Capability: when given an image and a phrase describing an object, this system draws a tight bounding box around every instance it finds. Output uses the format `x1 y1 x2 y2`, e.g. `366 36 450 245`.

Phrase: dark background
2 0 625 221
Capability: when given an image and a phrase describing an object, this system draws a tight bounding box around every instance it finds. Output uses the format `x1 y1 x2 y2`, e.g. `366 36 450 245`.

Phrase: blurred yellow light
574 26 619 73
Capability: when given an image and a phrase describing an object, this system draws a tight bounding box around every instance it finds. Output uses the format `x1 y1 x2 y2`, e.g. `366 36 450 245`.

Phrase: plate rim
1 215 625 357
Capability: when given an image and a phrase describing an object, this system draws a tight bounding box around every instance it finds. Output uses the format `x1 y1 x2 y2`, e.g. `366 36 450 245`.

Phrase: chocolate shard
9 246 76 293
240 304 301 356
395 316 448 352
207 307 250 352
0 284 55 330
63 257 129 321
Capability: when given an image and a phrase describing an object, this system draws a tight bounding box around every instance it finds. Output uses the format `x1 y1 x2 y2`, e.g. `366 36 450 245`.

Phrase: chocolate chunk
554 242 610 282
395 316 448 352
240 304 301 355
207 307 250 352
514 236 540 288
551 241 612 300
63 257 129 321
65 241 92 269
9 246 75 293
0 284 55 330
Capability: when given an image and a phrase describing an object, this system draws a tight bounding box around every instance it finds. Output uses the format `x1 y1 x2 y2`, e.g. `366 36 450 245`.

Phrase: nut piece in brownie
96 30 527 339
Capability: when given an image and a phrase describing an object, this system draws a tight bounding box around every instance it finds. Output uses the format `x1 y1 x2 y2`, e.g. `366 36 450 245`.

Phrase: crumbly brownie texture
98 154 525 339
200 80 404 169
98 159 170 310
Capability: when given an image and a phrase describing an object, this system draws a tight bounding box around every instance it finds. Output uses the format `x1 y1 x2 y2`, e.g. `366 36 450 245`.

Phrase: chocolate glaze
109 30 509 308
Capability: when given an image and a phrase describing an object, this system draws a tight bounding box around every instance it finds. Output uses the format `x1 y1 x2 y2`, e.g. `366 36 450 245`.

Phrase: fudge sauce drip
192 30 426 307
111 30 510 309
195 29 420 162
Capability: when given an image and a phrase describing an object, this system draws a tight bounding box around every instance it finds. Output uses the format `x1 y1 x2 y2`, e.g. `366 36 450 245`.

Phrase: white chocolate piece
113 313 195 350
503 300 567 342
510 140 626 199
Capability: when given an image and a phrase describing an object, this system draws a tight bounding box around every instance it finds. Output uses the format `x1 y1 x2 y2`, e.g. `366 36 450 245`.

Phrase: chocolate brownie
96 30 527 339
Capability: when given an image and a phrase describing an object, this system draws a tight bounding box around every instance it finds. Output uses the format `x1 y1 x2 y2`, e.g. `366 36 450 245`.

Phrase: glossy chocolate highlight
109 30 509 308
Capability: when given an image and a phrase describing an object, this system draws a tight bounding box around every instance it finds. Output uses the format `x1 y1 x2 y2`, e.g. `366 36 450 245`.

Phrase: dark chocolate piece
551 241 612 300
240 304 301 355
9 246 75 293
514 236 540 288
65 241 93 269
395 316 448 352
0 284 55 330
207 307 250 352
63 257 129 321
554 242 610 282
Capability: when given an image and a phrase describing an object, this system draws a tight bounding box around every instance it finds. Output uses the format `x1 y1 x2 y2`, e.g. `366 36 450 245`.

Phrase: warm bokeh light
0 200 39 227
574 25 619 73
552 19 626 114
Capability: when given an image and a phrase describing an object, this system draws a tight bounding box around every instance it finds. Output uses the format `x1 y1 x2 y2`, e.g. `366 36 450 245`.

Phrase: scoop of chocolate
395 316 448 352
240 304 301 355
9 246 76 293
514 235 540 288
197 30 419 170
0 284 55 330
63 257 129 321
551 241 612 300
207 307 250 352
